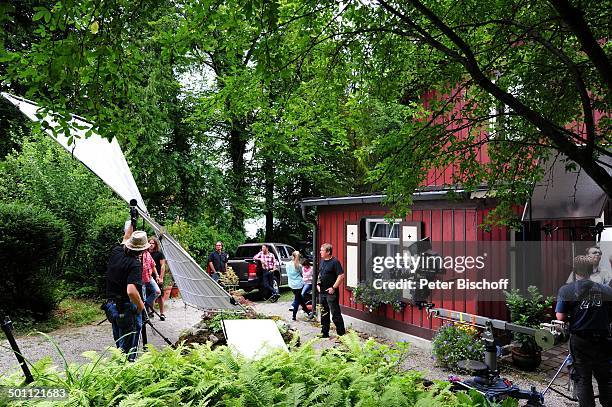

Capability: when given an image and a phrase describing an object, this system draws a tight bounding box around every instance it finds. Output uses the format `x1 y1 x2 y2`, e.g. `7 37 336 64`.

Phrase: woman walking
287 251 309 321
148 237 167 321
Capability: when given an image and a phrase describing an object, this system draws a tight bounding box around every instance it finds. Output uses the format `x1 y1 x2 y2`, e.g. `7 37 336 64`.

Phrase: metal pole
1 314 33 384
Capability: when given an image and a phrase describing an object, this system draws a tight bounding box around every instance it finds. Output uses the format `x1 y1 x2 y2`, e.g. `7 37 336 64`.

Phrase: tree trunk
229 122 247 233
263 159 275 241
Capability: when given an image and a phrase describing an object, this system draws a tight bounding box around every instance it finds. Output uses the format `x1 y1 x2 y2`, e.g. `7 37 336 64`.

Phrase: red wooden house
301 163 609 341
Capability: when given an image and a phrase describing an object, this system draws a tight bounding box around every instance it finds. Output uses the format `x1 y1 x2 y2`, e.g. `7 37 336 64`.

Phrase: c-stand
0 309 33 384
427 306 570 406
140 310 173 347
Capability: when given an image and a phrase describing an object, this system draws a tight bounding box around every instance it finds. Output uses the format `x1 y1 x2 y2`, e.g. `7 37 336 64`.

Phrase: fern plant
0 332 512 406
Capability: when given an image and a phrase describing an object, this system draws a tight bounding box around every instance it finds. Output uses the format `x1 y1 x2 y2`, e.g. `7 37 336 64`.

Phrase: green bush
504 286 553 352
0 201 69 318
61 208 127 297
0 333 503 406
0 136 126 296
432 324 485 370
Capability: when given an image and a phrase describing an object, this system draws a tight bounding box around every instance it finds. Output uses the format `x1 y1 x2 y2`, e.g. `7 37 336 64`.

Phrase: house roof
300 186 488 208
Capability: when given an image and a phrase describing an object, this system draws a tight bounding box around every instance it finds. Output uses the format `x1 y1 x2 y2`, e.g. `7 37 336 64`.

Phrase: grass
1 297 104 338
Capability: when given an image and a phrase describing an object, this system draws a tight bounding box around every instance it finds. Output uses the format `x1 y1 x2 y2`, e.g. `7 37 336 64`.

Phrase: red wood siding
317 202 496 339
317 202 598 340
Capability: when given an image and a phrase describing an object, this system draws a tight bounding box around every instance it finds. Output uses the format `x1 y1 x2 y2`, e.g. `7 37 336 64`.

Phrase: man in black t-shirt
316 243 346 338
556 255 612 406
103 226 147 361
208 241 228 282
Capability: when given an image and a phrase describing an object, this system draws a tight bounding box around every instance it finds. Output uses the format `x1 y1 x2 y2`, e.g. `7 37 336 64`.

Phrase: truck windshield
235 246 263 258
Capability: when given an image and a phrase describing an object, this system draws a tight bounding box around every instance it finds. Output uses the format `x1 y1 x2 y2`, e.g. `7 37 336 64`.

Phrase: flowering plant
431 324 485 370
351 282 406 312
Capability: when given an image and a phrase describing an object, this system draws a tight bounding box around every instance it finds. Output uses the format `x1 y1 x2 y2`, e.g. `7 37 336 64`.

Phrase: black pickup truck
228 243 296 292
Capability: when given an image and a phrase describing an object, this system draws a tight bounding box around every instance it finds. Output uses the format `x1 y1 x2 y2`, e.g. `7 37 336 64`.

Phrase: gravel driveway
1 297 579 406
0 298 203 377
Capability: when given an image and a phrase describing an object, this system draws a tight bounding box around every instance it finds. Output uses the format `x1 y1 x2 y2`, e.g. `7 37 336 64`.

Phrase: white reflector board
223 319 288 359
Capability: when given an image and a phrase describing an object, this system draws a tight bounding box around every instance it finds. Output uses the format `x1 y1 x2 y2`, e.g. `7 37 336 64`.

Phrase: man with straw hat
101 225 148 361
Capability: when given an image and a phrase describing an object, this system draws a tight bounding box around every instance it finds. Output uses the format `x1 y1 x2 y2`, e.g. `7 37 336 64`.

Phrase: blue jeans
144 279 161 308
292 284 312 309
105 301 142 361
261 270 278 297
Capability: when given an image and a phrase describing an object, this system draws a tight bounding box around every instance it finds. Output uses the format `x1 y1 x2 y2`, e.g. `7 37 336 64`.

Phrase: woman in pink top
301 258 313 301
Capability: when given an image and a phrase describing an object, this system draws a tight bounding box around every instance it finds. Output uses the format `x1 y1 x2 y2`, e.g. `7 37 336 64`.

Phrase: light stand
1 310 33 384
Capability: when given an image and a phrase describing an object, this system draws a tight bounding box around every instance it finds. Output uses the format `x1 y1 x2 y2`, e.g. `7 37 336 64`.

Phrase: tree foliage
2 0 609 243
288 0 611 222
0 135 126 294
0 201 68 317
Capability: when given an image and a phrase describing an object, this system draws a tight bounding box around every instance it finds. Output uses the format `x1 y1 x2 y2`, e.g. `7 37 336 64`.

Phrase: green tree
0 135 125 292
336 0 610 220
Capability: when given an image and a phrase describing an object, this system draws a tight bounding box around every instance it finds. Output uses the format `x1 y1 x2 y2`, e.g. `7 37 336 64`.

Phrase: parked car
228 243 297 293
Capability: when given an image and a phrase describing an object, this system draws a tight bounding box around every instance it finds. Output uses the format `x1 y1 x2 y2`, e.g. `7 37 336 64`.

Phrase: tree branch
549 0 612 95
376 0 612 198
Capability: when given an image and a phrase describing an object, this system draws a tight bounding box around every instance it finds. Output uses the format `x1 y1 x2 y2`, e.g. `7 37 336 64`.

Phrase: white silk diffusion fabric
3 92 241 312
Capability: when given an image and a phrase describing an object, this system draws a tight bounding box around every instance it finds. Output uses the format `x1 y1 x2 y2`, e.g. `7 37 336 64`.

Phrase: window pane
277 246 288 258
389 224 399 239
368 221 400 239
235 246 263 258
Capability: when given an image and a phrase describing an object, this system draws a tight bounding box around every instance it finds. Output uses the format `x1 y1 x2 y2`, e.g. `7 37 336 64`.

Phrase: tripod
543 353 578 401
140 309 173 347
1 311 33 384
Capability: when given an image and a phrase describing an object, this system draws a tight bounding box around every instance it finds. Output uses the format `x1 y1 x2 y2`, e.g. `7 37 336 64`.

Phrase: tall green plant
505 286 553 352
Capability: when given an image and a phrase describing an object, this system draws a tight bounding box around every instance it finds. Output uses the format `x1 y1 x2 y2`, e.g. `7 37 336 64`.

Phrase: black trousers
320 292 345 336
570 334 612 407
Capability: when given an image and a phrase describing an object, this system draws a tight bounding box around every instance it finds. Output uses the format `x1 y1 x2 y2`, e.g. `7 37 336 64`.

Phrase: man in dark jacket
208 241 228 282
556 254 612 407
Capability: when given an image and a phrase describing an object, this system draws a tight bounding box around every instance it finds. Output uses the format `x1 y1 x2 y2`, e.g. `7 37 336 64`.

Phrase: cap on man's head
123 231 151 251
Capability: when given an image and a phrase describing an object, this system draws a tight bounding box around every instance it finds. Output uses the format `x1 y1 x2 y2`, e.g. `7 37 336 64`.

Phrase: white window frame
366 218 402 242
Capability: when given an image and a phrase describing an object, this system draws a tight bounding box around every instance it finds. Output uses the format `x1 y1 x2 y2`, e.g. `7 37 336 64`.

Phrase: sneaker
288 307 294 312
317 333 330 339
307 312 315 320
269 294 280 303
159 314 166 321
292 317 297 321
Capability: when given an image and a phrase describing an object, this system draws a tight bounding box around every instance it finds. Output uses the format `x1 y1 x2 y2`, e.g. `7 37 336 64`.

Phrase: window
367 220 400 240
286 246 296 257
277 246 290 259
364 219 402 282
235 246 263 259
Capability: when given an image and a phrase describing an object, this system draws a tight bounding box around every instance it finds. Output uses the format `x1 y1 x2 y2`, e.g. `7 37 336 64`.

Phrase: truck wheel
272 273 280 294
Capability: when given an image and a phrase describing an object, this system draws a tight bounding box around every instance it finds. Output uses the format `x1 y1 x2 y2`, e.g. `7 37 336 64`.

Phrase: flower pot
162 287 172 301
511 346 542 370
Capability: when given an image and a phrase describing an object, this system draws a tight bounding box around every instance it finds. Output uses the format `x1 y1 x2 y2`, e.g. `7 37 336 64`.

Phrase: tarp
2 92 241 313
523 155 611 221
1 92 147 211
140 211 243 312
